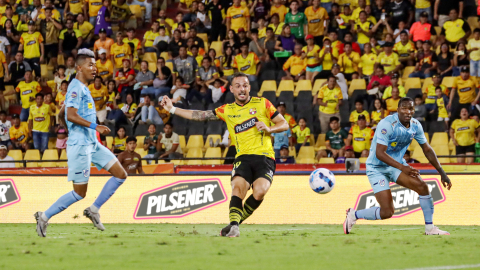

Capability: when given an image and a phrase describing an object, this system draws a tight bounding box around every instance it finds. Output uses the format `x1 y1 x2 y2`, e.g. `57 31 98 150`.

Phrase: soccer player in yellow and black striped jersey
160 73 288 237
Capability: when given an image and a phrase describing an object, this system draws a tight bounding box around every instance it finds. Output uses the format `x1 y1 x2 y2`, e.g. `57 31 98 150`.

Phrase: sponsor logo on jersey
99 71 109 75
354 137 365 141
134 178 227 219
309 19 320 23
240 65 251 71
92 2 102 5
232 14 243 19
88 103 93 109
234 117 257 133
228 115 241 118
27 40 36 45
93 97 103 101
355 178 445 217
71 91 77 98
390 142 397 147
116 53 126 58
127 164 137 170
34 117 45 122
381 128 387 134
22 90 33 95
0 179 21 209
17 135 25 141
458 126 470 131
459 87 472 93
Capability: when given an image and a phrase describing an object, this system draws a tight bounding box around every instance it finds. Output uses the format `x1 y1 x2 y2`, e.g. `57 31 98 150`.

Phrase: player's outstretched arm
66 107 111 135
256 113 289 134
160 96 219 121
420 142 452 190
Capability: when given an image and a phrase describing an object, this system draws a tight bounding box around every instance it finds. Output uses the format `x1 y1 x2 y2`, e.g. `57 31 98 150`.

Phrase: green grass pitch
1 224 480 270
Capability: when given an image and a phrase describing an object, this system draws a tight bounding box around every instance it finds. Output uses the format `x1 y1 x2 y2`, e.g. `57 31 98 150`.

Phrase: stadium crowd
0 0 479 169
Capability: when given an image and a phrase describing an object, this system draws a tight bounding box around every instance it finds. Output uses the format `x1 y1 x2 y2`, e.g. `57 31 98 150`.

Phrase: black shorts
44 44 59 58
0 76 4 91
456 144 475 155
231 154 276 185
354 151 362 158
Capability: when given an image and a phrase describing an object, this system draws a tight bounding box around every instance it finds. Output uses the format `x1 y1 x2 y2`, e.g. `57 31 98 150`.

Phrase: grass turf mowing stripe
395 264 480 270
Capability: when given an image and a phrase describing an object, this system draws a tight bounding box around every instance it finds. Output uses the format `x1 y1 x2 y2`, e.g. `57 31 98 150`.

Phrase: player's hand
255 121 270 133
441 174 452 190
160 96 173 110
401 165 419 178
95 125 111 135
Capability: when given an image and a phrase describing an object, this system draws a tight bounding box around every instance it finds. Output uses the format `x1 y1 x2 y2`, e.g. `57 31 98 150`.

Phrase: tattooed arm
160 96 220 121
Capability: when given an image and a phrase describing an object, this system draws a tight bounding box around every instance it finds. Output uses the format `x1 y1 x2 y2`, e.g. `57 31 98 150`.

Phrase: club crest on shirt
381 128 387 134
249 108 256 115
71 91 77 98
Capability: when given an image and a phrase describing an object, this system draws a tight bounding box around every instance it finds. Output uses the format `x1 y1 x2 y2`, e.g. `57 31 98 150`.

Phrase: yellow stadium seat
467 16 479 30
25 149 41 168
312 79 327 96
41 64 48 78
48 137 56 149
289 146 296 158
277 80 294 96
197 33 209 50
129 5 143 18
430 132 448 148
404 77 421 92
106 136 113 149
260 80 277 92
422 77 433 93
314 134 326 151
58 149 67 167
408 138 420 152
318 157 335 164
185 135 204 152
205 134 222 149
359 157 368 163
442 76 455 88
210 41 223 57
160 52 170 61
411 149 428 163
294 80 312 97
432 145 450 164
41 149 59 167
204 147 222 165
185 147 203 165
135 149 149 165
143 52 157 63
402 66 416 80
136 136 146 149
148 62 157 73
179 135 186 151
348 79 366 96
165 61 174 72
296 146 315 164
434 26 441 35
57 54 65 65
8 150 23 168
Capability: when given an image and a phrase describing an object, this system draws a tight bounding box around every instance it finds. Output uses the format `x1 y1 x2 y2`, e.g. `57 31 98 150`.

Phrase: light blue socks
355 207 382 220
91 177 126 213
419 194 434 230
44 190 84 220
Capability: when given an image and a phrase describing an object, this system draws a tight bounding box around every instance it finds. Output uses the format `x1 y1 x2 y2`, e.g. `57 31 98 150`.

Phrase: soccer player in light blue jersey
34 49 128 237
343 97 452 235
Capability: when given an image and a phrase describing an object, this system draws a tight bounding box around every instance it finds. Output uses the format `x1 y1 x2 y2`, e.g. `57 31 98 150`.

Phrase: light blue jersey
366 114 428 193
65 78 97 146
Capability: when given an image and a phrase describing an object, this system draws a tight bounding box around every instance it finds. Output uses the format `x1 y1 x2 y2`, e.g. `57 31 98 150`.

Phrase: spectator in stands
220 46 235 80
55 81 68 113
302 34 321 83
386 87 401 114
331 64 348 100
0 111 12 150
414 95 427 122
440 9 470 48
55 124 67 156
207 0 226 43
344 145 355 159
317 75 343 134
304 0 328 47
233 43 261 82
353 11 373 51
16 0 34 16
268 14 284 37
275 25 295 53
404 150 419 163
375 42 401 76
338 42 360 81
143 57 173 99
393 21 409 44
7 52 29 89
133 60 154 94
453 41 469 76
2 19 19 59
88 76 108 124
371 98 385 128
117 136 144 175
105 93 136 126
0 145 15 168
28 93 53 153
449 66 480 120
94 28 114 58
276 101 297 129
339 32 361 55
154 122 183 160
389 0 414 29
424 74 448 109
383 73 405 99
143 21 160 54
393 30 415 67
316 38 338 79
143 124 158 164
173 46 198 88
36 7 62 68
124 28 141 64
59 19 83 58
359 43 376 79
432 86 450 131
74 14 94 49
292 117 310 152
126 0 152 24
437 42 454 77
111 32 132 73
96 49 114 81
197 56 219 89
112 126 127 154
226 0 250 33
19 20 43 78
223 29 239 55
450 107 480 164
140 96 170 125
468 28 480 77
263 27 277 56
153 27 170 55
9 114 30 151
116 59 136 100
316 116 347 161
434 0 463 28
5 70 41 121
272 123 292 158
275 145 295 164
346 114 373 158
206 77 228 103
349 99 370 127
65 55 76 79
409 41 437 78
282 44 306 81
409 12 435 43
285 0 307 40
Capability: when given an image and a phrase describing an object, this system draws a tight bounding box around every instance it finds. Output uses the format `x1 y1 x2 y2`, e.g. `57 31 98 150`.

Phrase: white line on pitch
392 263 480 270
391 227 422 231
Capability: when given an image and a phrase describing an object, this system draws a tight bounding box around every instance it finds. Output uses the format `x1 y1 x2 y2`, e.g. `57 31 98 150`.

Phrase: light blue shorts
366 163 407 194
306 66 322 73
67 143 117 183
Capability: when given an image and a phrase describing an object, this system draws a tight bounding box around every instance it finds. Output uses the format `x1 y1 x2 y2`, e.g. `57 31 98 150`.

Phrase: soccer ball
309 168 335 194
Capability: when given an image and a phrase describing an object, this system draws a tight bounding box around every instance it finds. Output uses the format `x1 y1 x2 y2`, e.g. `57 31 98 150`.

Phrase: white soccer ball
309 168 335 194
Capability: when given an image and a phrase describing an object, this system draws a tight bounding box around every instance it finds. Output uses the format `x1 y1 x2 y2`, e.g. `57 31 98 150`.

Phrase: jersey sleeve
265 98 279 119
65 82 82 109
59 30 65 40
375 120 393 146
414 120 428 145
213 104 226 121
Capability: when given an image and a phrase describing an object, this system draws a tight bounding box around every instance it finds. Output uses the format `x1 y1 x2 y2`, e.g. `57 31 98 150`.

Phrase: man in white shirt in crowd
0 111 12 150
0 145 15 168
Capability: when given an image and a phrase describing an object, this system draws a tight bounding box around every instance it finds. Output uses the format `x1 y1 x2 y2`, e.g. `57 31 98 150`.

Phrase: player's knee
417 180 429 196
380 207 394 219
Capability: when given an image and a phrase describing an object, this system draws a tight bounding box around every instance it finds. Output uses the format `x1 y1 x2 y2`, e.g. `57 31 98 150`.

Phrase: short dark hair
355 99 363 105
148 124 156 129
330 116 339 123
61 80 69 85
36 93 44 98
232 72 249 82
94 76 103 82
126 137 137 143
405 150 411 156
327 75 336 81
474 28 480 34
266 27 274 32
0 110 6 115
164 122 173 128
176 76 184 84
57 65 66 71
398 96 414 106
415 94 423 100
